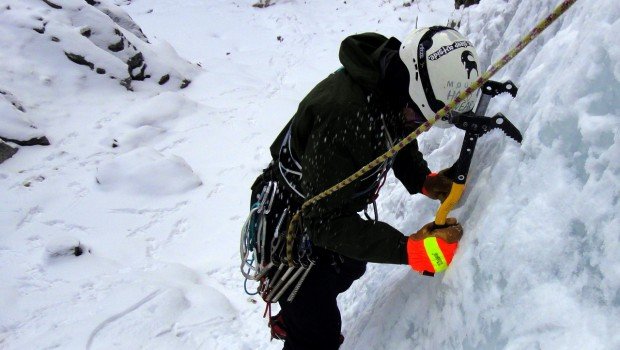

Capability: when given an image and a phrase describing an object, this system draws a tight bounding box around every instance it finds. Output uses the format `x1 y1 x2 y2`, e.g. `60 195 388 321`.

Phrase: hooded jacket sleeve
298 99 421 265
392 140 431 194
301 130 411 265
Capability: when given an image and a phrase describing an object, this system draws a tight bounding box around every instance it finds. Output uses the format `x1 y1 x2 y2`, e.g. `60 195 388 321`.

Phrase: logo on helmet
461 51 478 79
427 40 472 61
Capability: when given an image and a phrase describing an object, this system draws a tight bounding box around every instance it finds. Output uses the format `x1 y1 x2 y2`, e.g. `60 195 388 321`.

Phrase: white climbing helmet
399 27 480 128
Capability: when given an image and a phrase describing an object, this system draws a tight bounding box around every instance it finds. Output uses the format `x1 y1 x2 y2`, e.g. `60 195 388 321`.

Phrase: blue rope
248 202 260 247
241 201 265 296
243 257 259 295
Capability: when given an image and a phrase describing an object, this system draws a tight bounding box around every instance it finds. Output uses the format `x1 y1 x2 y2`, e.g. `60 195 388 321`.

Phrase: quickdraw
240 180 278 281
241 177 315 304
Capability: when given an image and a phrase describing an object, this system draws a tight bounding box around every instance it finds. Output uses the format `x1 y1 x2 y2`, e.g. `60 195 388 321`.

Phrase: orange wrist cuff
421 172 438 196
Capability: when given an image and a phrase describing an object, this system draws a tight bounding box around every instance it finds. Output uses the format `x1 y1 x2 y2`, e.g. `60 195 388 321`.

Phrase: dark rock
158 74 170 85
42 0 62 9
45 237 91 259
180 79 191 89
80 27 92 38
120 77 133 91
96 68 106 74
108 29 125 52
127 52 144 70
253 0 273 8
33 24 46 34
455 0 480 9
65 52 95 70
0 136 50 146
132 63 147 80
127 52 147 80
0 141 18 164
51 36 60 42
108 38 124 52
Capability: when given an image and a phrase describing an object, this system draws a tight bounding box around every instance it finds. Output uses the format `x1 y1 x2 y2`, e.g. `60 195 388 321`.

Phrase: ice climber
246 26 480 349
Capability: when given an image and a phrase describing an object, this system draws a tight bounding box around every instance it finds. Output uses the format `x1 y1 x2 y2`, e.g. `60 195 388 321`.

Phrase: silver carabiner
264 181 277 215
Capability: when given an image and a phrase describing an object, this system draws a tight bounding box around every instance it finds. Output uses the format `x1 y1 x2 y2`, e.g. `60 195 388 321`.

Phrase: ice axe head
489 113 522 143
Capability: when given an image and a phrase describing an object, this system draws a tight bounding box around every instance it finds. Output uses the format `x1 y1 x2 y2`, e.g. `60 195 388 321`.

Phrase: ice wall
345 1 619 349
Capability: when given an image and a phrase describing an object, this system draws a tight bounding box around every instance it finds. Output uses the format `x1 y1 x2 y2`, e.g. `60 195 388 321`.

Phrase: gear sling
240 124 314 305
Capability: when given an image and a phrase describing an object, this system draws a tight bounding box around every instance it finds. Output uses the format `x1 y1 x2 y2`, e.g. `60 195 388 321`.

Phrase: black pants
279 255 366 350
250 169 366 349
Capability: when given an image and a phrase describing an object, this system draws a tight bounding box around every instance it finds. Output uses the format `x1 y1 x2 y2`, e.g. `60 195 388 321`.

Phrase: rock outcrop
5 0 197 91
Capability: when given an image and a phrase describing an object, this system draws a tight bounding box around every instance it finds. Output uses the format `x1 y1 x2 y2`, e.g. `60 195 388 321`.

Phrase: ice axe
434 80 523 227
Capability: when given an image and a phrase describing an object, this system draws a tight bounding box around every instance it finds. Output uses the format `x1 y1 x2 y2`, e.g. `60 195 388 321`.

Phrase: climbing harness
244 112 397 301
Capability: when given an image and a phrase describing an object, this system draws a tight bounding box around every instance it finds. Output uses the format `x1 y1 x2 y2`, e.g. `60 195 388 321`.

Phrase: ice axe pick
434 80 523 227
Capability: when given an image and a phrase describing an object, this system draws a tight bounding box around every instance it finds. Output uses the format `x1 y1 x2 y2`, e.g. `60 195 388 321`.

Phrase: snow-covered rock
110 92 201 150
0 140 18 163
0 90 48 145
1 0 197 91
45 235 90 259
96 147 202 195
85 0 150 43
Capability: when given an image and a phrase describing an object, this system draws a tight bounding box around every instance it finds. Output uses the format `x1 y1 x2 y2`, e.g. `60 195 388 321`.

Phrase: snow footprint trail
86 289 163 350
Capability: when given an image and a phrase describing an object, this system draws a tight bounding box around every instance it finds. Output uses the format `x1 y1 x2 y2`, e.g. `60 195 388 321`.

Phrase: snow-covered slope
0 0 618 349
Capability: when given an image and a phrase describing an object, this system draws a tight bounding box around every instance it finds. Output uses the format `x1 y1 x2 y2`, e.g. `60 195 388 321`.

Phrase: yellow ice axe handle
434 183 466 226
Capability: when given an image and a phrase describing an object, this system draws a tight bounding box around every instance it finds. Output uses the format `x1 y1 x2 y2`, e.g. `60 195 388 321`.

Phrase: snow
0 95 44 141
96 147 202 195
1 0 618 349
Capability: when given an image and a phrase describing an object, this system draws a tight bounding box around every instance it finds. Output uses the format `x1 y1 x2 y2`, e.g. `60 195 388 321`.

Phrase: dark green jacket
270 33 430 264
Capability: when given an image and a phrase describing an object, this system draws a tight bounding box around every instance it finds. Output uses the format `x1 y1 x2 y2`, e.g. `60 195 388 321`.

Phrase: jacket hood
339 33 391 91
339 33 412 108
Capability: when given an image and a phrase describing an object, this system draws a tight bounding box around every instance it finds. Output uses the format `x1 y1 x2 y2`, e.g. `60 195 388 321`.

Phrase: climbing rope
298 0 578 213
